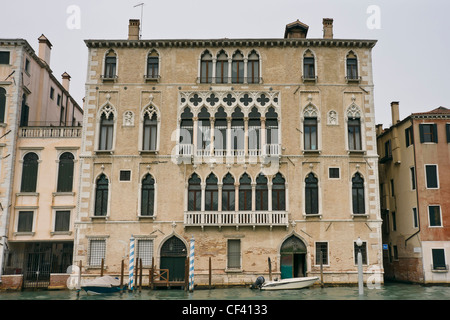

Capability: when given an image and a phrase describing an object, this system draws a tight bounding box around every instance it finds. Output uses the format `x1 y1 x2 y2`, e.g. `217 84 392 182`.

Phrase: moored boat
259 276 319 290
80 275 126 294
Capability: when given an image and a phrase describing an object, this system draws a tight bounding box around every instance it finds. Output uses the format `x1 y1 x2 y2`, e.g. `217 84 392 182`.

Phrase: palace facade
74 18 383 286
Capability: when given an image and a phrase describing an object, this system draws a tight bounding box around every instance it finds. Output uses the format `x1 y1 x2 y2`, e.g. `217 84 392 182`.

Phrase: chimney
38 34 52 65
323 18 334 39
391 101 400 125
376 124 383 136
128 19 140 40
62 72 71 91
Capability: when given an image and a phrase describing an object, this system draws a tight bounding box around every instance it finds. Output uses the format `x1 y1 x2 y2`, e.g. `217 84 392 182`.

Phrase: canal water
0 282 449 300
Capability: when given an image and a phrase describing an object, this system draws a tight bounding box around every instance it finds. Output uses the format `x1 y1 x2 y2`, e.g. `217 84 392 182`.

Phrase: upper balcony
184 210 289 230
175 143 281 164
19 122 82 138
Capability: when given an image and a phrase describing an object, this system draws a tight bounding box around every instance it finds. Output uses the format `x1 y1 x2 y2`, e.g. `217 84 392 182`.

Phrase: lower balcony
184 211 289 229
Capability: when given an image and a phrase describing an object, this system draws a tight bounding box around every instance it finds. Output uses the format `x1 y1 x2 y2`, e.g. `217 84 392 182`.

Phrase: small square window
119 170 131 181
55 210 70 232
329 168 340 179
18 211 33 232
0 52 10 64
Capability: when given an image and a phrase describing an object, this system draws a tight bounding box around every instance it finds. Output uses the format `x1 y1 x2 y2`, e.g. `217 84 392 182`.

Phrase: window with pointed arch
248 107 261 155
94 174 109 216
180 107 193 145
348 117 362 151
197 107 211 154
303 50 315 80
305 173 318 214
216 50 228 84
265 107 279 145
99 109 114 151
239 173 252 211
200 51 213 83
141 174 155 216
272 173 286 211
214 107 227 155
188 173 202 211
21 152 39 192
222 173 235 211
303 105 319 151
104 49 117 79
205 173 218 211
231 107 245 155
146 50 159 80
346 52 358 80
142 106 158 151
255 173 268 211
57 152 75 192
232 51 244 84
352 173 365 214
247 50 260 84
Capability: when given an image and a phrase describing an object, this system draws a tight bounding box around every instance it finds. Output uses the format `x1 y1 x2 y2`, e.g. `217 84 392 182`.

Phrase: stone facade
74 19 383 286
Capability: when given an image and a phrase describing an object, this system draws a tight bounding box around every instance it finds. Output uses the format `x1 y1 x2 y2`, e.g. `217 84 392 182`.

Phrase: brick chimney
391 101 400 125
62 72 71 91
128 19 140 40
38 34 52 65
323 18 334 39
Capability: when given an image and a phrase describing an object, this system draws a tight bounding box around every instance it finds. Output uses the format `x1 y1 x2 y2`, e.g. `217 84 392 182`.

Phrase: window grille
137 239 154 266
89 239 106 266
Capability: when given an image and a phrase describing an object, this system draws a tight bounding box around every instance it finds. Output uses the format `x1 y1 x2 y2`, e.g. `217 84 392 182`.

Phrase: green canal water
1 282 449 300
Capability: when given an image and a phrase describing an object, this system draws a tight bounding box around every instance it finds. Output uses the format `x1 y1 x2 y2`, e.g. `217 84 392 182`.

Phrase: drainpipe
405 116 421 247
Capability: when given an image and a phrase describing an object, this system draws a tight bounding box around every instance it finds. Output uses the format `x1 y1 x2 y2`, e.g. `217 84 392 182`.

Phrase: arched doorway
160 236 187 282
280 235 307 279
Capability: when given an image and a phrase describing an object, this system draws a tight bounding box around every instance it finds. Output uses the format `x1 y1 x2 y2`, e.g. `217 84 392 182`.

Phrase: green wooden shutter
433 124 438 143
419 124 424 143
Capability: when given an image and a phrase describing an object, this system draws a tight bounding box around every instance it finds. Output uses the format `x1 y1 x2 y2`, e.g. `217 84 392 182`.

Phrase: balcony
175 144 280 163
19 126 82 138
184 211 289 229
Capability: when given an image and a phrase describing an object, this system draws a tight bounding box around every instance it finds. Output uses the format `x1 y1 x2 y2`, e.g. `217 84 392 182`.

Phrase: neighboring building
75 18 382 286
377 102 450 284
0 36 83 289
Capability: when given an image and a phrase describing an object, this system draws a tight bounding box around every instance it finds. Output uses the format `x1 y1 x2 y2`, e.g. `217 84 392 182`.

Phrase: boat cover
82 276 121 287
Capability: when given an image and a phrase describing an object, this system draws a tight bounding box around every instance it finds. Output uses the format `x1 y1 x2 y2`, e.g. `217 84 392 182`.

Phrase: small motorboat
258 276 319 291
80 275 126 294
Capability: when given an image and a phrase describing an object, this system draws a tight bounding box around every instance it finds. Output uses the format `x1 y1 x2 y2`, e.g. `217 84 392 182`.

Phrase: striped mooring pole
189 236 195 292
129 237 135 291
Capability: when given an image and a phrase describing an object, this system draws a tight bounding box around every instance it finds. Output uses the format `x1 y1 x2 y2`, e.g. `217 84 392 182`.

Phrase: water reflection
1 282 449 300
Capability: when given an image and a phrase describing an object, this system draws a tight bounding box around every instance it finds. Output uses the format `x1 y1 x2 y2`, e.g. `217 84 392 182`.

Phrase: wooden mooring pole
100 258 104 277
120 259 124 291
139 258 143 291
268 257 272 281
208 257 212 289
149 257 154 290
76 260 82 297
320 251 324 287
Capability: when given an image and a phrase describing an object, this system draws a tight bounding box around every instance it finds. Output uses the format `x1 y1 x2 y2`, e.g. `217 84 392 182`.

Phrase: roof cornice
84 38 377 49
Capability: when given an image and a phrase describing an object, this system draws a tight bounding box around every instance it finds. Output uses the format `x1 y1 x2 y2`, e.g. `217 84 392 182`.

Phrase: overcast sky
1 0 449 128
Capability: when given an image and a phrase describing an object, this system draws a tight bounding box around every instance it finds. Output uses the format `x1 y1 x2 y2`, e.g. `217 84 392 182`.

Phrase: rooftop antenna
134 2 144 39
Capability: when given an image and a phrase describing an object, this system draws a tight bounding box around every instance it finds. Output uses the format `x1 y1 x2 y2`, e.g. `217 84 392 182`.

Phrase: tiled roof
412 107 450 116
